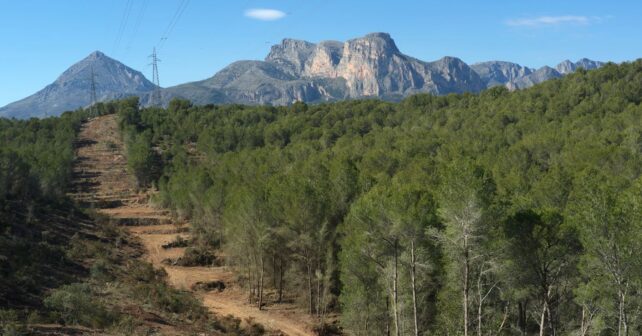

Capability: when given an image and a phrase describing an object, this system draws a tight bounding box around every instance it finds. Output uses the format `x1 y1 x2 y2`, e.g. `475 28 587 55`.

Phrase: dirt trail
69 114 315 336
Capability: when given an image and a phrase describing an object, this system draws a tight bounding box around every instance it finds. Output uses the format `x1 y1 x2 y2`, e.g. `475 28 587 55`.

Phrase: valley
2 2 641 335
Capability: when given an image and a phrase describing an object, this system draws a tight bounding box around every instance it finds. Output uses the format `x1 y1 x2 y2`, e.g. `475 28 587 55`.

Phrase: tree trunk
364 302 370 336
478 272 483 336
272 253 277 288
546 301 556 336
317 268 322 317
463 239 470 336
321 277 328 322
618 286 628 336
539 300 547 336
278 257 284 303
518 301 527 336
218 218 224 249
495 303 509 336
410 240 419 336
247 266 253 304
393 240 400 336
258 257 265 310
580 305 588 336
386 298 391 336
307 261 313 315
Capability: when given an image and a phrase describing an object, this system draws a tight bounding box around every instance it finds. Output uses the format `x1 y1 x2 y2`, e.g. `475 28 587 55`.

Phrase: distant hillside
472 58 604 90
155 33 604 106
0 51 155 119
1 33 606 118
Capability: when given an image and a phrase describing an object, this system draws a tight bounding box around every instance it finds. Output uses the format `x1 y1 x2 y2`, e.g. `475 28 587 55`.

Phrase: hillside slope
121 60 642 335
0 51 155 119
73 113 316 336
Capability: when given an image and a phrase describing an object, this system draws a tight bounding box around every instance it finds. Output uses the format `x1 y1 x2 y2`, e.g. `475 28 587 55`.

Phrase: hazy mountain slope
0 51 155 119
471 61 534 88
556 58 605 74
509 66 563 90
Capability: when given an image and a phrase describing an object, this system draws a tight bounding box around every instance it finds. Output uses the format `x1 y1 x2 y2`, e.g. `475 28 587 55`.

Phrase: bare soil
68 114 315 336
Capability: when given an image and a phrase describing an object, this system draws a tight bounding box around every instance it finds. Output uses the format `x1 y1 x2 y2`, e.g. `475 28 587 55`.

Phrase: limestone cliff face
304 41 343 78
265 39 316 76
299 32 482 97
333 33 422 96
264 33 604 97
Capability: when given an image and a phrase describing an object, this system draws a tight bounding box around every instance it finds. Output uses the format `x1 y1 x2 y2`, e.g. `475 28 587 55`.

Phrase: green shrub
127 260 166 283
210 314 241 333
133 282 207 320
161 235 190 249
44 283 116 328
162 246 220 267
243 317 266 336
0 310 25 336
313 322 343 336
90 257 114 282
126 261 208 320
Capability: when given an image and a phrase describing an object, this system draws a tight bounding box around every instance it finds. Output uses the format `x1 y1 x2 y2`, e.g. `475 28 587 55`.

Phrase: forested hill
115 59 642 335
0 109 226 334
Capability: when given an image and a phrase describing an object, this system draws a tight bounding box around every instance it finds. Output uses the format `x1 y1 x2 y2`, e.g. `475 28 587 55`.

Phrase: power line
149 48 161 107
126 0 149 51
157 0 190 50
157 0 189 50
113 0 134 52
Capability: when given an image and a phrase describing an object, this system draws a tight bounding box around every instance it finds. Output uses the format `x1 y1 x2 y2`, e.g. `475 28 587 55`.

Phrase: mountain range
0 32 605 119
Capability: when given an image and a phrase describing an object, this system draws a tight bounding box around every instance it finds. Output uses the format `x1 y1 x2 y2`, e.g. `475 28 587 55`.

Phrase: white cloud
244 8 286 21
505 15 592 27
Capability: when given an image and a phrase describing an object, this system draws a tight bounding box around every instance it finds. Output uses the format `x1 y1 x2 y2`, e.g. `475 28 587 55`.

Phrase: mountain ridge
1 33 606 119
0 51 156 119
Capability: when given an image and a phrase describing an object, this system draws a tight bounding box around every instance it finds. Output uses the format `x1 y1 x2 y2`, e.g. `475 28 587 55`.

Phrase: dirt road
69 114 315 336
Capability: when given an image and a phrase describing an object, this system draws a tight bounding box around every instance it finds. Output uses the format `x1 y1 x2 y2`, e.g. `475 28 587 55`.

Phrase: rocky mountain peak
574 58 605 71
265 39 317 75
471 61 533 88
509 65 562 90
346 32 400 56
434 56 467 68
0 51 155 118
556 60 576 74
363 32 396 44
87 50 107 59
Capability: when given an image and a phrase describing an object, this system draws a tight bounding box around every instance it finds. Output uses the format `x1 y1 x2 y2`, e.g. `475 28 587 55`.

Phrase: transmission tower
149 48 161 107
90 66 98 115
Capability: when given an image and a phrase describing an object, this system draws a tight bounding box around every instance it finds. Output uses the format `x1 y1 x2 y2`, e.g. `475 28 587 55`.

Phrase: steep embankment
69 114 315 336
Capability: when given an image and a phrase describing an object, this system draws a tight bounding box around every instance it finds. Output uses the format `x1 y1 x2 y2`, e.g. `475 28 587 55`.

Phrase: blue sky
1 0 641 107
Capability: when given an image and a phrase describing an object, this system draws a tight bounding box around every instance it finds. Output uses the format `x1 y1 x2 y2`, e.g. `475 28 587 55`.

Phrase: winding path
69 114 315 336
